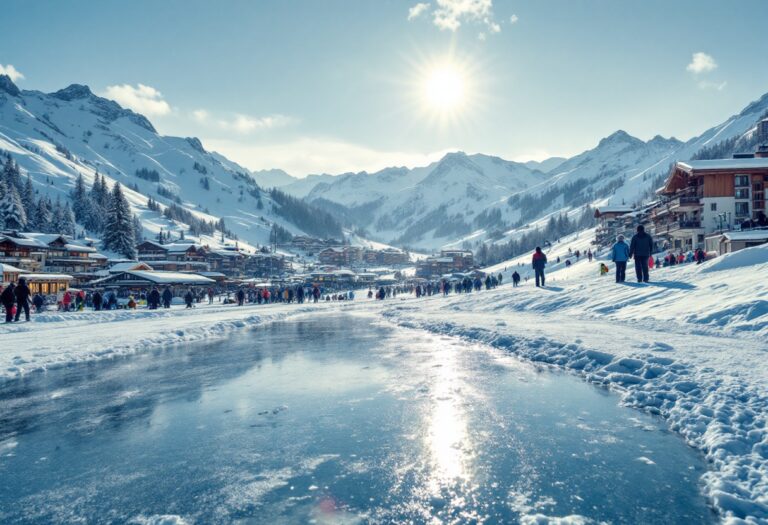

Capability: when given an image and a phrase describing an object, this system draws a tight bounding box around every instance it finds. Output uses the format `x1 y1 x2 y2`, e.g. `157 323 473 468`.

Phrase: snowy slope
0 76 338 249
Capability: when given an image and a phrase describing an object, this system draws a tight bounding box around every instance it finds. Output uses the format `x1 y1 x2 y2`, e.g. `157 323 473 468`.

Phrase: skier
1 282 15 323
629 225 653 283
531 247 548 287
236 288 245 306
14 277 31 322
611 234 630 283
512 271 521 287
695 248 706 264
207 287 215 304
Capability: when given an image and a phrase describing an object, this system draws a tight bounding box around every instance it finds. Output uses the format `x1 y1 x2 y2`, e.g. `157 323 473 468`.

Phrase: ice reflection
425 339 472 493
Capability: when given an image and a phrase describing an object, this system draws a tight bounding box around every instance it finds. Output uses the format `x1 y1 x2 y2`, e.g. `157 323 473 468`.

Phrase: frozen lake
0 313 714 524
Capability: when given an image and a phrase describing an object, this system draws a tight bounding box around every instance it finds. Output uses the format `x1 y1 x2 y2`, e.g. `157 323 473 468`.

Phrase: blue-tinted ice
0 313 714 523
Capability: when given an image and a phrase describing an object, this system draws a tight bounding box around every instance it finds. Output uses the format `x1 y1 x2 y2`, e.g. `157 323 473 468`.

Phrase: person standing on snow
611 234 630 283
512 271 520 287
531 247 548 287
1 282 15 323
14 277 31 322
236 288 245 306
629 225 654 283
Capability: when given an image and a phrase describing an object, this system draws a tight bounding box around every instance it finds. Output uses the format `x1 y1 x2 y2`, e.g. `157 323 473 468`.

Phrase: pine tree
2 157 21 192
103 182 136 258
0 183 27 230
132 215 143 243
21 174 34 214
33 196 52 232
71 173 88 221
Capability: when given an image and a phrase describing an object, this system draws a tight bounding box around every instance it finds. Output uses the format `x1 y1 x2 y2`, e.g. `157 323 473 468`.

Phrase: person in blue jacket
611 234 630 283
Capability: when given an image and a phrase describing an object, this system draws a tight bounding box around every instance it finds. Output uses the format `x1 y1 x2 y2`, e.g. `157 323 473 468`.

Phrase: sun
422 63 466 113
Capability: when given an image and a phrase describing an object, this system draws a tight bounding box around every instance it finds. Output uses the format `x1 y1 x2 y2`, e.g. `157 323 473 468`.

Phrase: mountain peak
598 130 643 148
51 84 94 101
0 75 20 97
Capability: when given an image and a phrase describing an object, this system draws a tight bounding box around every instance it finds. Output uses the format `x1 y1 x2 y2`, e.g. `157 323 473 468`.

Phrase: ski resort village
1 2 768 524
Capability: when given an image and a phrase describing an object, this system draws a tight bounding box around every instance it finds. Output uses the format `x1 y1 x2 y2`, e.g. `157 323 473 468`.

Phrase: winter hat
617 235 625 241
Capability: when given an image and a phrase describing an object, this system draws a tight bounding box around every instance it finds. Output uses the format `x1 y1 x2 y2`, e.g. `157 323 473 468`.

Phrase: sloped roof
678 158 768 171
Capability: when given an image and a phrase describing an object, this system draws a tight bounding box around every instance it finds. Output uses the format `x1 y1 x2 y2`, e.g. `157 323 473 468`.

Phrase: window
735 202 750 217
710 203 717 211
735 188 750 199
735 175 750 187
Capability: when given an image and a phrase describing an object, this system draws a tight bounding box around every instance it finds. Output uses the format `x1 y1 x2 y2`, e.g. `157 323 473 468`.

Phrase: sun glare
422 63 466 113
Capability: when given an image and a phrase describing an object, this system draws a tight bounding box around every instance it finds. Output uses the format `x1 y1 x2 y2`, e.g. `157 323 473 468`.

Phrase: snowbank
0 302 338 382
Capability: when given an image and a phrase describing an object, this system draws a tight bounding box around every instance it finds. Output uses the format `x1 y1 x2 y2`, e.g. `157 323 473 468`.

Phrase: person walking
512 271 520 287
148 287 161 310
33 292 45 313
162 287 172 309
14 277 31 322
531 247 548 287
611 234 630 283
92 290 103 311
236 288 245 306
629 225 654 283
1 282 15 323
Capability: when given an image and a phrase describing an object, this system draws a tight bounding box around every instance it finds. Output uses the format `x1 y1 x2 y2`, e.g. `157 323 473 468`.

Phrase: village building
0 262 23 284
92 270 215 293
362 247 410 266
651 119 768 251
18 273 73 295
317 246 363 266
705 230 768 254
416 249 474 278
0 232 108 282
653 157 768 250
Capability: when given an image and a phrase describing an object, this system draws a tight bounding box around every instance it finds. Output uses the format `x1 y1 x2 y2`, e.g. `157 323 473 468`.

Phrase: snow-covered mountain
302 152 549 248
292 91 768 251
0 75 342 250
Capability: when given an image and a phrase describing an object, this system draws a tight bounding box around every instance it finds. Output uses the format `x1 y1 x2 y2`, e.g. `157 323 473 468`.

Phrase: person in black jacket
1 283 15 323
629 225 654 283
14 277 31 322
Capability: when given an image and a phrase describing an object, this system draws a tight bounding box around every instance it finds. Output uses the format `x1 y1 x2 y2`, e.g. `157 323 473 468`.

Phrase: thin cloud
0 64 25 82
206 136 450 177
432 0 497 33
698 80 727 91
192 109 209 122
103 83 171 116
218 113 295 134
408 2 430 20
686 52 717 74
509 14 519 24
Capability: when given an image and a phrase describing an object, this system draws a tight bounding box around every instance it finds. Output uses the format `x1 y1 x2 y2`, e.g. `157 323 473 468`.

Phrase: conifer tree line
0 152 75 236
473 207 596 266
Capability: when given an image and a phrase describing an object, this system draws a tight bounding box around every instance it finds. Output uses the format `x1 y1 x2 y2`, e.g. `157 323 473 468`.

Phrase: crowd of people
0 224 719 323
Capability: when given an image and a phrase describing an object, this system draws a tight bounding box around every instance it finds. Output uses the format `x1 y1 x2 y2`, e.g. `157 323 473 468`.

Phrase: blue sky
2 0 767 176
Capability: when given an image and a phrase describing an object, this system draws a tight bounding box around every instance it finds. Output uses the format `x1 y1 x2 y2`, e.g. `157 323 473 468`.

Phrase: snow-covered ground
2 243 766 523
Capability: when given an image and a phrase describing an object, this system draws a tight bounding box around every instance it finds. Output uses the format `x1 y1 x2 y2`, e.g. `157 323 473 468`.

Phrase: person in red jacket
531 247 548 287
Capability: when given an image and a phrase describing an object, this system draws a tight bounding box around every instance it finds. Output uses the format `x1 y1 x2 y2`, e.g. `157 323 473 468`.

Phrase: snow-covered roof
19 273 74 281
595 205 634 215
123 270 214 285
64 243 97 253
678 158 768 171
109 261 153 273
0 235 46 248
721 230 768 241
165 243 203 253
197 271 227 278
0 263 24 274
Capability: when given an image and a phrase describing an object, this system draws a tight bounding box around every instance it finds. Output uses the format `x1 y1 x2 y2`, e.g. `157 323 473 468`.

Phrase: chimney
756 118 768 158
